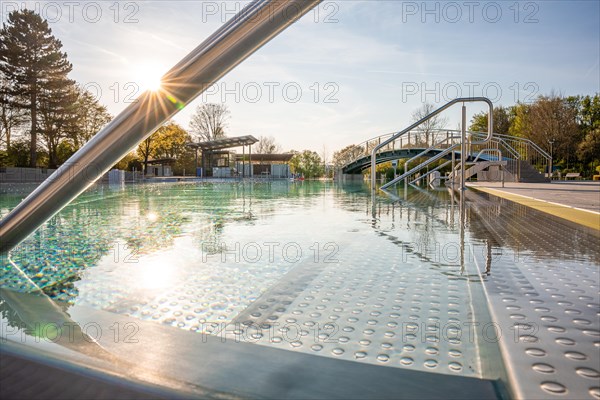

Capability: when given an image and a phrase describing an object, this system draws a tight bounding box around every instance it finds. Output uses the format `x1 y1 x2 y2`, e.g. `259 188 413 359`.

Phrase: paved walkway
467 181 600 230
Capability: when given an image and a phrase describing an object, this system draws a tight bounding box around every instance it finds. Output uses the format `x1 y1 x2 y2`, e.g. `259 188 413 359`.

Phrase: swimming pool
1 181 598 399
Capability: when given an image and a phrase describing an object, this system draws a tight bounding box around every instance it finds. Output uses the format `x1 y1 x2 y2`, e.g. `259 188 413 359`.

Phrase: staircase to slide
339 121 551 188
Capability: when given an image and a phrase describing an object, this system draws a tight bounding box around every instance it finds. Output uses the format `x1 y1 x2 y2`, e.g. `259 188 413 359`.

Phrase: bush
7 140 30 167
0 150 9 167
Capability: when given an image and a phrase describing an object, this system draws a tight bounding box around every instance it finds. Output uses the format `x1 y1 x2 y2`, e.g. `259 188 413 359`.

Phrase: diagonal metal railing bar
0 0 322 252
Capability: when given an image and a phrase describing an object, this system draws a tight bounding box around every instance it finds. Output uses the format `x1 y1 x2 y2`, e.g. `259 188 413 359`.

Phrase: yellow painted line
470 186 600 231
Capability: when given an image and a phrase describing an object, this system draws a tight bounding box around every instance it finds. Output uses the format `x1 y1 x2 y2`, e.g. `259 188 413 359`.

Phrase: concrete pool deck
467 181 600 231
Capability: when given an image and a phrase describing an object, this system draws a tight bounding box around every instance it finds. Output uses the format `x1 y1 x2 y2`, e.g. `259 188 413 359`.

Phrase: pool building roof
187 135 259 151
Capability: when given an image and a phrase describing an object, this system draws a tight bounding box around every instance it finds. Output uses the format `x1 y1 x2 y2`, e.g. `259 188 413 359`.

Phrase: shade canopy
187 135 259 151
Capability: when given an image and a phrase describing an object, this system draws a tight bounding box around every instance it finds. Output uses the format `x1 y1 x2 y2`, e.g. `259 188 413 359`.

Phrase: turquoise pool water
1 181 598 398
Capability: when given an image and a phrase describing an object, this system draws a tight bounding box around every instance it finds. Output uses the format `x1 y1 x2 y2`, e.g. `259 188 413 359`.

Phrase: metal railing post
461 105 467 191
452 147 456 181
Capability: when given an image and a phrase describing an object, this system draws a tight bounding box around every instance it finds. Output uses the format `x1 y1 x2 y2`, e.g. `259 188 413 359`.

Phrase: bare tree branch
411 103 449 145
254 135 282 154
189 103 230 142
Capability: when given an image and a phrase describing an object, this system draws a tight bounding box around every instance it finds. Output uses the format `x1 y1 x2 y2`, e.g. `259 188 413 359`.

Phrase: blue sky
2 1 599 155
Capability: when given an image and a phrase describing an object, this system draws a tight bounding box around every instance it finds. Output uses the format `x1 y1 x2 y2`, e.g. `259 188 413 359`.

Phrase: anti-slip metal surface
468 190 600 399
1 182 598 398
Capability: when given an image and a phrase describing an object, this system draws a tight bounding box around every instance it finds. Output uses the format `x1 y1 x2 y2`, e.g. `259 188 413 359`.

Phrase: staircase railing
409 160 451 186
447 149 506 186
400 134 461 182
384 134 519 189
370 97 494 190
470 132 521 181
344 128 462 168
486 133 551 177
349 127 544 186
382 143 461 189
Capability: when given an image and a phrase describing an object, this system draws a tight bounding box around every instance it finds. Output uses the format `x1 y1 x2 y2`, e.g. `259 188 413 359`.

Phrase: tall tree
189 103 229 142
137 135 156 175
136 121 190 175
411 103 449 145
571 94 600 168
0 74 26 150
469 105 512 135
508 103 531 138
69 86 112 149
527 94 580 165
153 121 191 159
38 81 79 168
578 128 600 167
569 94 600 134
0 10 74 167
289 150 324 179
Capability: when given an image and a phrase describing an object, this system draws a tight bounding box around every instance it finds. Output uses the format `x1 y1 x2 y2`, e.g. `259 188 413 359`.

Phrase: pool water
1 181 598 398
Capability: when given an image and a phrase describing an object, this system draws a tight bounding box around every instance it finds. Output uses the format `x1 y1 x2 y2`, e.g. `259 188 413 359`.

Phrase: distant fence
0 167 111 184
0 167 57 183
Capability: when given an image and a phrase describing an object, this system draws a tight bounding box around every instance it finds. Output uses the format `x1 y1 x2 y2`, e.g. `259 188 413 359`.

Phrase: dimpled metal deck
218 195 487 378
468 190 600 399
222 250 481 377
2 183 598 398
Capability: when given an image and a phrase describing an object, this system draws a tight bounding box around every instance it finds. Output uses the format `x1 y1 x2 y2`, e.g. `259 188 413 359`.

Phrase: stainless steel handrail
0 0 322 252
345 128 456 167
408 160 451 185
487 133 551 159
472 148 503 163
376 132 521 190
470 133 520 159
470 132 521 181
370 97 493 190
448 148 505 187
349 129 540 166
383 135 513 189
401 135 461 186
381 143 461 189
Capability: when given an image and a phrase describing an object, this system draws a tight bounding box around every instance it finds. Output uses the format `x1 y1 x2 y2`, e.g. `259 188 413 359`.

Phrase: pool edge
467 186 600 231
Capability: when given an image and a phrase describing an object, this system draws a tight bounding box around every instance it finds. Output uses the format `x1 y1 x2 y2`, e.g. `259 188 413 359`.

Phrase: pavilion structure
187 135 258 178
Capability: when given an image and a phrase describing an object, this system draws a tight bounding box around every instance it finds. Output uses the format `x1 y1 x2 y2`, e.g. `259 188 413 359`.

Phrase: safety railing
487 133 551 176
409 160 452 185
344 126 550 187
447 148 506 187
369 97 494 190
382 134 518 189
470 132 521 181
383 143 461 189
346 128 462 166
400 135 461 186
